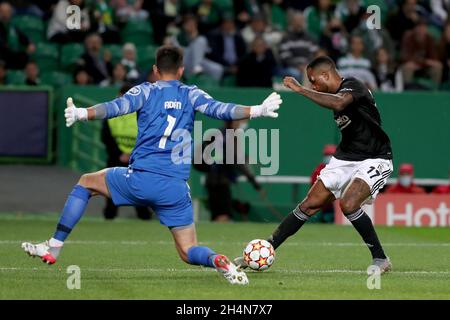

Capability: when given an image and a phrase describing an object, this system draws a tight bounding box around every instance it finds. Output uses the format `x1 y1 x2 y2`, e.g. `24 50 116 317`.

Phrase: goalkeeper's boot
21 240 60 265
213 255 249 285
370 256 392 274
233 256 248 269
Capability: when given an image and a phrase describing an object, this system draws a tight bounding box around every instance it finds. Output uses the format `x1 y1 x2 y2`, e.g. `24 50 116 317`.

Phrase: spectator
372 47 403 92
101 83 153 220
206 14 247 76
78 33 112 84
303 0 335 42
74 68 92 85
170 14 224 81
337 35 377 90
121 42 140 82
193 119 263 222
144 0 178 45
352 12 396 62
385 163 426 194
233 0 264 29
439 23 450 88
9 0 44 17
47 0 90 43
192 0 222 35
431 169 450 194
92 0 121 44
24 61 40 86
319 17 348 62
386 0 422 44
0 59 6 85
401 19 443 89
100 62 127 87
241 13 283 53
278 11 318 82
310 144 336 223
237 36 276 88
112 0 149 23
0 1 35 69
334 0 366 34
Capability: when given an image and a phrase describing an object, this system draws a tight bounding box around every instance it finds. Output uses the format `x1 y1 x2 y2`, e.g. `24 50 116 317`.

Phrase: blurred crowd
0 0 450 91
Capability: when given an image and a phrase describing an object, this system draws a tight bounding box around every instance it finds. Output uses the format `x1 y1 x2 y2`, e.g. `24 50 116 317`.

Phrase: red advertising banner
334 194 450 227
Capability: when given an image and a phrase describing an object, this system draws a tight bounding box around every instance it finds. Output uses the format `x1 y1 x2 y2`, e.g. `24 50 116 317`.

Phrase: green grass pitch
1 214 449 299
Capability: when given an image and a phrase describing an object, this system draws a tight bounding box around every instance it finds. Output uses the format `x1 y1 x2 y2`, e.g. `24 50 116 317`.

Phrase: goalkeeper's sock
52 185 92 242
187 246 217 268
267 207 309 250
345 209 387 259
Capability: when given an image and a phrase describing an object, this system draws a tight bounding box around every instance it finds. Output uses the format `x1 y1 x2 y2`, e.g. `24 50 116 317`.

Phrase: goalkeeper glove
250 92 282 119
64 97 88 127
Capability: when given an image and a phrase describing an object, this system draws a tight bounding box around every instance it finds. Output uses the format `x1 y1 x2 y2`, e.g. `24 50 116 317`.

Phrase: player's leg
340 177 391 273
169 223 248 285
22 168 116 264
267 179 335 249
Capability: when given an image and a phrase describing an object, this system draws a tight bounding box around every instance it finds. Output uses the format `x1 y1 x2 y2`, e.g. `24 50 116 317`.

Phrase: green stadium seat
32 43 59 71
181 0 200 9
271 5 287 31
12 15 45 43
6 70 26 85
40 71 73 87
103 44 123 65
137 45 158 70
215 0 233 11
121 20 153 46
60 43 84 71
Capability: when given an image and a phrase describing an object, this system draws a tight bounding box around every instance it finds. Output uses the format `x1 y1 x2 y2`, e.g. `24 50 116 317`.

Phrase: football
243 239 275 271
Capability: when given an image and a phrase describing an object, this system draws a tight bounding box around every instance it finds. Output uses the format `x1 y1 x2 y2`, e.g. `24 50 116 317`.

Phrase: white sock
49 238 64 247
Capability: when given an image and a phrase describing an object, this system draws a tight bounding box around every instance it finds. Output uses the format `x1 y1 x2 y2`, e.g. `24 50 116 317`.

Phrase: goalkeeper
22 45 282 285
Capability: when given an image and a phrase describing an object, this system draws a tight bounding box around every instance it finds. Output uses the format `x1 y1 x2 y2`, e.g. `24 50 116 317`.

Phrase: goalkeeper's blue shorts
105 167 193 227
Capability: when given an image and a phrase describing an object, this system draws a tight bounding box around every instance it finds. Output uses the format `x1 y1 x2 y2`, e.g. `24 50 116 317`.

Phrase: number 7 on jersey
158 115 176 149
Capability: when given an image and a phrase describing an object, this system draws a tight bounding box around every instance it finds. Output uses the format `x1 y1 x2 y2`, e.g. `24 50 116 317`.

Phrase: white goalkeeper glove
64 97 88 127
250 92 282 119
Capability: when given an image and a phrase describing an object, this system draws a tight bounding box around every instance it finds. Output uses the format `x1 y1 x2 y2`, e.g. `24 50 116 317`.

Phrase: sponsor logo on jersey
127 86 141 96
164 100 182 110
335 115 352 130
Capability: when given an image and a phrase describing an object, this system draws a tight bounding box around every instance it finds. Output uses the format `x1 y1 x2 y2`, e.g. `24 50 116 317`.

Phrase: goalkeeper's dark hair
307 55 336 71
156 45 184 74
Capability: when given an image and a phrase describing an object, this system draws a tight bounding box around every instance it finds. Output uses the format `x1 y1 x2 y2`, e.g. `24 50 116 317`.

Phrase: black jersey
333 77 393 161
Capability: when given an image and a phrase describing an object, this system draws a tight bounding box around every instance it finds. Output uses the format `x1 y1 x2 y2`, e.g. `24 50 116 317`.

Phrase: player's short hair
307 56 336 71
156 45 184 74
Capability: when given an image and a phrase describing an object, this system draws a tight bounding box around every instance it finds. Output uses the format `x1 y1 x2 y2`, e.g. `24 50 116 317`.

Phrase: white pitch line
2 240 450 247
1 267 450 276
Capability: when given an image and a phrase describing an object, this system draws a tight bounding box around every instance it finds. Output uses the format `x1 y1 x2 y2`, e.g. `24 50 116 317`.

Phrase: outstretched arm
283 77 353 112
64 84 150 127
190 88 282 120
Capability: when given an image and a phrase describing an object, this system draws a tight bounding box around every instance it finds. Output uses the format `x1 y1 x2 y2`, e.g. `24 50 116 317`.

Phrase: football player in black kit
236 56 393 273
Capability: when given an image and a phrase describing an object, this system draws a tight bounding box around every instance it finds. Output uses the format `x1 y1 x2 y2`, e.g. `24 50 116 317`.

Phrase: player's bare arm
283 76 353 112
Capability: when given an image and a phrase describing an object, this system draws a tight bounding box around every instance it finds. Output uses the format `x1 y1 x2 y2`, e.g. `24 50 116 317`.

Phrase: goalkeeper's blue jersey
99 80 238 180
